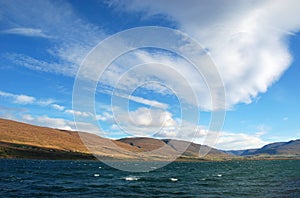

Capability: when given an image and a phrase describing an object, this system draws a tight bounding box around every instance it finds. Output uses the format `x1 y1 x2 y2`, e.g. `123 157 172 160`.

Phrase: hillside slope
224 140 300 156
0 118 232 160
0 118 141 160
118 138 231 159
250 140 300 155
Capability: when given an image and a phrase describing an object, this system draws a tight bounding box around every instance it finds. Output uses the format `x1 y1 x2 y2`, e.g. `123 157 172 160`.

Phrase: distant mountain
224 149 259 156
0 118 231 161
249 140 300 155
224 140 300 156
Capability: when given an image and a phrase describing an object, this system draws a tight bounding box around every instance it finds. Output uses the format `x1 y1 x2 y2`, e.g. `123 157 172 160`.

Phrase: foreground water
0 159 299 197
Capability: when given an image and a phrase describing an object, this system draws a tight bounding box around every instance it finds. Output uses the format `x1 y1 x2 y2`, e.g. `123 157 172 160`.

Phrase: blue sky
0 0 299 150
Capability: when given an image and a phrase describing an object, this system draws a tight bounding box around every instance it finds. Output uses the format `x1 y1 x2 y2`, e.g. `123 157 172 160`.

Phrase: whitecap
217 174 222 177
170 178 178 182
124 176 140 181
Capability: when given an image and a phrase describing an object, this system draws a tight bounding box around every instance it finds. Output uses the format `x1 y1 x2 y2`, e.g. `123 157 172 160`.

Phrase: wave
123 176 140 181
170 178 178 182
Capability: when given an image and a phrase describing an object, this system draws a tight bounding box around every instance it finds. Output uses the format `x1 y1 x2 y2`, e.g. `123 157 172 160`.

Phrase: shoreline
1 141 299 162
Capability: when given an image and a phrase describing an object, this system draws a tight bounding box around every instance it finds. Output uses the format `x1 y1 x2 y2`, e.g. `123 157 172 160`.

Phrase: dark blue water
0 159 299 197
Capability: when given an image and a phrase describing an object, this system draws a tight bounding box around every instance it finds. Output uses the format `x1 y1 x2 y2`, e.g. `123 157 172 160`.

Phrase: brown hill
118 138 230 159
0 118 232 161
0 118 141 160
163 139 230 158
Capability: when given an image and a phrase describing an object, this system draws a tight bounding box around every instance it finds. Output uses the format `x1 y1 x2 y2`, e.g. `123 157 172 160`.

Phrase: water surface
0 159 299 197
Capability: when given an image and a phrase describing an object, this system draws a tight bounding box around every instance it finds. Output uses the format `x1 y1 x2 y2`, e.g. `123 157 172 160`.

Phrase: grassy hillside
0 118 232 161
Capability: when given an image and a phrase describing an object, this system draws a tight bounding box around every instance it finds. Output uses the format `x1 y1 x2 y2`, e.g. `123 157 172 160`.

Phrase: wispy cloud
20 114 102 133
0 106 27 120
96 50 214 110
65 109 92 117
0 90 36 104
1 28 50 38
98 86 169 109
0 90 63 111
129 95 169 109
96 112 113 121
0 0 105 76
4 53 78 76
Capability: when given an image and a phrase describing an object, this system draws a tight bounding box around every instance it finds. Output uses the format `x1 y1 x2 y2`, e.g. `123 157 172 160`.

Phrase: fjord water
1 159 299 197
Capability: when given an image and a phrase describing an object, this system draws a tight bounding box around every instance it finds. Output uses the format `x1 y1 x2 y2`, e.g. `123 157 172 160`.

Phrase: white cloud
51 104 65 111
37 99 56 106
14 94 36 104
215 131 269 150
129 95 168 109
109 89 169 109
1 28 50 38
0 90 36 104
21 114 73 131
109 0 300 109
110 107 178 137
95 49 214 110
110 124 120 130
213 124 271 150
96 112 113 121
65 109 91 117
20 114 102 134
128 107 176 127
93 49 210 111
106 107 207 142
154 121 208 141
0 90 65 112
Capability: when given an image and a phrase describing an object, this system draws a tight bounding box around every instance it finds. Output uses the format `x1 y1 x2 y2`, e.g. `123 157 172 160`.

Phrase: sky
0 0 300 150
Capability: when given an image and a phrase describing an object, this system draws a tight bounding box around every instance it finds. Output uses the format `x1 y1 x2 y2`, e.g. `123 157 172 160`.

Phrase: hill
1 118 298 161
224 149 258 156
249 140 300 156
224 140 300 156
118 138 230 160
0 118 231 161
0 118 143 160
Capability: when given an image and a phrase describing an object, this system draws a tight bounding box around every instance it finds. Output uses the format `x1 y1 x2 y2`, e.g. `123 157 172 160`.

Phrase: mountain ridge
224 140 300 156
0 118 299 161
